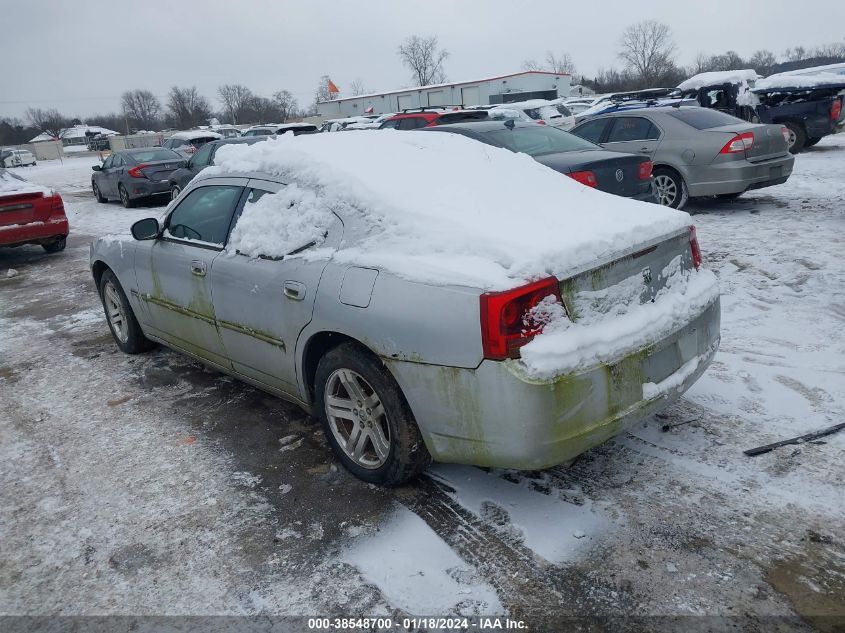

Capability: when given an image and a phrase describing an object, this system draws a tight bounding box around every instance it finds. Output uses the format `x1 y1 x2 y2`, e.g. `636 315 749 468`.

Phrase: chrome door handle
191 260 207 277
283 281 306 301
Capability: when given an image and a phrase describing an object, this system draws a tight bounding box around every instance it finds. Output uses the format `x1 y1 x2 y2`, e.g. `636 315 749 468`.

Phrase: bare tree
812 42 845 59
166 86 212 129
25 107 68 139
349 78 370 96
217 84 253 125
618 20 677 84
748 50 778 74
397 35 449 86
313 75 338 105
121 89 161 131
273 90 298 122
783 46 808 62
522 51 576 75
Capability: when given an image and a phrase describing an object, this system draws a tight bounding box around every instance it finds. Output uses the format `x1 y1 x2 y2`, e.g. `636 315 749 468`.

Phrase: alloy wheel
324 368 390 469
171 185 181 201
103 281 128 343
786 128 797 150
654 174 677 206
119 186 129 206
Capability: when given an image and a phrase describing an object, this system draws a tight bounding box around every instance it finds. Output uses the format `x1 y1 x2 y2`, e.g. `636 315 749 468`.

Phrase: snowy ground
1 142 843 630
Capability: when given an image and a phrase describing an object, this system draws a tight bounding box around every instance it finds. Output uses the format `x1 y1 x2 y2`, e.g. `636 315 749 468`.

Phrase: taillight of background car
719 132 754 154
831 100 842 121
638 161 653 180
567 170 597 188
780 126 790 145
479 277 566 360
127 164 150 178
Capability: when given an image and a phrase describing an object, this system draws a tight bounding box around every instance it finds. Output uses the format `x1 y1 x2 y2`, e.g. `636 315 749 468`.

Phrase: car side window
191 143 214 168
165 185 243 246
102 155 114 169
380 119 400 129
572 118 609 143
112 155 125 168
397 117 424 130
606 117 659 143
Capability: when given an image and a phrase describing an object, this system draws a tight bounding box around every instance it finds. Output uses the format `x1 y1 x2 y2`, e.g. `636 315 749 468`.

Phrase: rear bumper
0 216 69 247
686 153 795 197
126 179 171 199
385 297 721 470
631 182 658 203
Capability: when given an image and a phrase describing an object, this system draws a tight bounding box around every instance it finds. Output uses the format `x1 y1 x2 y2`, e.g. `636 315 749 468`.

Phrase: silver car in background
89 163 720 486
570 107 795 208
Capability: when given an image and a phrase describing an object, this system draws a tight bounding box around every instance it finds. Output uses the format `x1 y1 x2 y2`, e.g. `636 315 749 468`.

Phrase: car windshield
665 108 747 129
127 149 182 162
484 126 599 156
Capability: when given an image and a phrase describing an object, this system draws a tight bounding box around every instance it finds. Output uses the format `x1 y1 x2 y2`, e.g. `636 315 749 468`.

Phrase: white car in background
1 148 37 167
161 130 223 157
500 98 577 130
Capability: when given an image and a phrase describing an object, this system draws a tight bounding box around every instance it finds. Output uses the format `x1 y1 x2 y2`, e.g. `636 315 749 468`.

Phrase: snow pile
210 131 689 289
228 184 335 257
754 72 845 91
0 170 50 196
677 69 760 91
520 255 720 378
342 504 502 614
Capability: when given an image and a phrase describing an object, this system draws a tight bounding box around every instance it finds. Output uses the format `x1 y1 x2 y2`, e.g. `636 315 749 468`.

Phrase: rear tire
784 122 806 153
652 167 687 209
42 236 67 253
98 269 153 354
118 184 136 208
315 342 430 486
170 185 181 201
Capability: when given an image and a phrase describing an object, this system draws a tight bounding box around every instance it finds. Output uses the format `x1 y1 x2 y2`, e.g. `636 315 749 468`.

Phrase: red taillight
719 132 754 154
780 126 790 145
127 164 149 178
50 193 64 211
831 99 841 121
638 161 653 180
567 170 598 188
689 225 702 270
480 277 564 360
536 119 547 125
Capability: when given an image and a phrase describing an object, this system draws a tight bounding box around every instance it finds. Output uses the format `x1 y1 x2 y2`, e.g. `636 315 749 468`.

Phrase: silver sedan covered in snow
89 131 721 485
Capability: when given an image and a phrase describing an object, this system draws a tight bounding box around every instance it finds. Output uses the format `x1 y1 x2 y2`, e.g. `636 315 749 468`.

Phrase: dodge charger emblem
642 266 652 284
615 169 624 182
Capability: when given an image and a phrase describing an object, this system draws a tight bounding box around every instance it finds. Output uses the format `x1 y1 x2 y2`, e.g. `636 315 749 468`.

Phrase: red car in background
0 169 69 253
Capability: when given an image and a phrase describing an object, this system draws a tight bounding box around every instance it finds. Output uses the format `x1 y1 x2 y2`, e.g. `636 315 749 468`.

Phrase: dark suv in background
167 136 266 199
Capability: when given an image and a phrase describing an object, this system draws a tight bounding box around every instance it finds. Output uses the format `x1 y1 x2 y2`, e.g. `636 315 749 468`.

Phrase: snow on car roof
754 71 845 92
168 130 223 140
677 69 760 91
209 131 689 290
0 170 51 196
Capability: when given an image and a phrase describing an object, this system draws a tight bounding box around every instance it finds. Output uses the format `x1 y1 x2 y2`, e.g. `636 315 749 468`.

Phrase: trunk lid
558 227 695 325
0 190 44 227
706 123 788 162
537 151 648 197
137 159 184 182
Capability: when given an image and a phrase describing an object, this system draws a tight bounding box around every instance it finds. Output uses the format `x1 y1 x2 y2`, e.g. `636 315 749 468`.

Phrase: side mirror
131 218 160 241
92 165 102 171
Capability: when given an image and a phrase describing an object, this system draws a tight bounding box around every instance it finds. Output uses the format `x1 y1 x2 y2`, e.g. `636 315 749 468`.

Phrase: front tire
784 122 806 153
805 136 822 148
170 185 181 201
93 181 107 203
98 269 153 354
118 184 136 208
653 167 687 209
315 342 430 485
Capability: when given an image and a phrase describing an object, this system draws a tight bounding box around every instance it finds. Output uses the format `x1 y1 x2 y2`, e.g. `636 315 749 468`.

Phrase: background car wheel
170 185 181 201
804 137 822 148
315 342 431 486
98 269 153 354
93 181 107 203
118 184 136 208
784 122 806 154
42 236 66 253
652 167 687 209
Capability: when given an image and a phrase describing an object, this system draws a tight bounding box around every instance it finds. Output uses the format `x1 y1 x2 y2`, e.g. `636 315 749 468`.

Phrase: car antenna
504 118 515 129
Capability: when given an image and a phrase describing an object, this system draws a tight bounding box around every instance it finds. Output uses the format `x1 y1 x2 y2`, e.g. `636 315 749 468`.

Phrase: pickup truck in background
678 75 845 153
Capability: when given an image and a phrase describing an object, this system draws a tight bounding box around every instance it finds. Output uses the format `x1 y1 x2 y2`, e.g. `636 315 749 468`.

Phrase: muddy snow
1 143 843 629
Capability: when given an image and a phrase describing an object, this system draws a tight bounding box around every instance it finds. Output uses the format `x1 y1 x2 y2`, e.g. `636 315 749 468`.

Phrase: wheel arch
300 331 381 404
91 259 110 288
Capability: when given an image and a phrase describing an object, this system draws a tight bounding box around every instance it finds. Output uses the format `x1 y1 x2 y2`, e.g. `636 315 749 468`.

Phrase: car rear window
436 111 488 124
666 108 747 129
128 149 182 162
485 126 599 156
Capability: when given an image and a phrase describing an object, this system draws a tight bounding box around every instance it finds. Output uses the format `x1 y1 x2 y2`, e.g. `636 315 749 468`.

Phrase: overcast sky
1 0 843 120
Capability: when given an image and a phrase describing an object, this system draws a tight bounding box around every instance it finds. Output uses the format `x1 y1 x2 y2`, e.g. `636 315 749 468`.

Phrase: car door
133 180 245 368
96 155 115 196
185 142 214 183
601 116 662 158
210 181 340 395
104 154 126 196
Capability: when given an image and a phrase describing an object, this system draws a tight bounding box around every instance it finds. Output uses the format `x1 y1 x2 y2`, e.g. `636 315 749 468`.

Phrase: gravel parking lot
1 141 843 630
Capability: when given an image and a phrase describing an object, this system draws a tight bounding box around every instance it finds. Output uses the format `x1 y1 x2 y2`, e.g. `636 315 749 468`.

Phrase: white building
317 71 571 118
29 124 119 148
